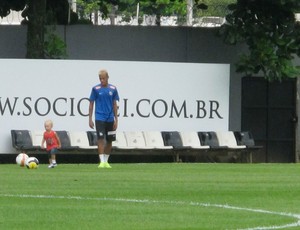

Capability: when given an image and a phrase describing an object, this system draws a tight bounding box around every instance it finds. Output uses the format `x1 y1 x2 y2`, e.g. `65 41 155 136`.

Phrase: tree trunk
186 0 193 26
26 0 46 58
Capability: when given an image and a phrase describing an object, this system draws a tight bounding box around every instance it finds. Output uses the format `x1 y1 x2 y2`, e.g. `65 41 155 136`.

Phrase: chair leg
249 152 252 163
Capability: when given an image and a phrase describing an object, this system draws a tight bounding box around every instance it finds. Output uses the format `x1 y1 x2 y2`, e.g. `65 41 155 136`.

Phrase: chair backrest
234 131 256 146
87 131 98 146
124 131 147 148
11 130 33 149
179 131 202 147
215 131 239 147
69 131 91 147
198 132 220 147
31 130 44 147
56 131 72 148
143 131 166 148
161 131 183 148
112 131 129 148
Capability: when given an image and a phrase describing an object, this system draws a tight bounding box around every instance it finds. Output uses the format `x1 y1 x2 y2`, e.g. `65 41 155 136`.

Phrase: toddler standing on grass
41 120 61 168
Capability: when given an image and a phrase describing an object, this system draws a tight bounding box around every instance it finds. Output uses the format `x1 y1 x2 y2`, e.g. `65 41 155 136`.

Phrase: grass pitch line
1 193 300 230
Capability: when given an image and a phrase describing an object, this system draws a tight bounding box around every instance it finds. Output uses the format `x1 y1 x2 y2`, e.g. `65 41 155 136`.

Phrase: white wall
0 59 229 153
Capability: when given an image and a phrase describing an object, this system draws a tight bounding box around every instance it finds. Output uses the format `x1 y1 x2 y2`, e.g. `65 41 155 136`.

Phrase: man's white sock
104 154 110 163
99 154 105 163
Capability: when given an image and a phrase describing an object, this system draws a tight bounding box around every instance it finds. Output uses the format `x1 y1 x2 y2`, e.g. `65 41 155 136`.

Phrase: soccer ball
25 157 39 169
16 153 29 167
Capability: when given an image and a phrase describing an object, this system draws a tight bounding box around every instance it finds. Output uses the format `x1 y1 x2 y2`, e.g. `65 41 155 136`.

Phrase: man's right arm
89 101 94 129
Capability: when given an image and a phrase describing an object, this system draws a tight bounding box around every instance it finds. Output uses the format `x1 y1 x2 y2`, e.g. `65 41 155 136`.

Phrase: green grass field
1 163 300 230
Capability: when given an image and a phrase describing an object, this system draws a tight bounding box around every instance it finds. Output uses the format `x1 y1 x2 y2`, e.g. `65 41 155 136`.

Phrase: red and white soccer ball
16 153 29 167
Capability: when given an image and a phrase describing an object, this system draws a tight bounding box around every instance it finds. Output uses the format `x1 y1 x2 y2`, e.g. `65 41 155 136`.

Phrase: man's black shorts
95 120 116 142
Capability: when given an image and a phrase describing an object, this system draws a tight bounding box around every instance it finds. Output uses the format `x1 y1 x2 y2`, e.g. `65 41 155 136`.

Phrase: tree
219 0 300 81
138 0 186 26
25 0 46 58
76 0 99 24
77 0 206 26
24 0 71 58
0 0 26 16
0 0 72 58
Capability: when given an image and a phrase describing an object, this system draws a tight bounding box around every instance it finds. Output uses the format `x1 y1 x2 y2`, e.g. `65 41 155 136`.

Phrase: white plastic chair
179 131 210 149
143 131 173 149
69 131 97 149
31 130 44 148
124 131 153 149
112 131 134 149
215 131 246 149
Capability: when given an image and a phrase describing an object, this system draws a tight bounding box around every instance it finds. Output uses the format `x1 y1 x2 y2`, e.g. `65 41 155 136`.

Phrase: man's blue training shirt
89 84 119 122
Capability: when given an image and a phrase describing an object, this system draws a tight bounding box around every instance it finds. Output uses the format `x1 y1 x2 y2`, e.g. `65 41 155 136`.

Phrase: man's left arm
113 100 118 130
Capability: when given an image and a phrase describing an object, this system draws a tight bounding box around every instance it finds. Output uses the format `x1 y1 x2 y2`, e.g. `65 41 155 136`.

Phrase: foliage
0 0 74 24
75 0 238 26
76 0 100 20
219 0 300 81
75 0 237 26
44 26 67 59
25 0 46 58
193 0 234 17
0 0 26 17
0 0 71 58
77 0 207 25
76 0 186 25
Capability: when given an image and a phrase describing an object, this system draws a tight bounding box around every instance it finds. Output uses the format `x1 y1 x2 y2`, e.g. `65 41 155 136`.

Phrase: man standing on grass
89 69 119 168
